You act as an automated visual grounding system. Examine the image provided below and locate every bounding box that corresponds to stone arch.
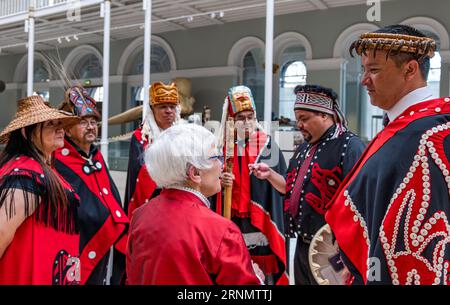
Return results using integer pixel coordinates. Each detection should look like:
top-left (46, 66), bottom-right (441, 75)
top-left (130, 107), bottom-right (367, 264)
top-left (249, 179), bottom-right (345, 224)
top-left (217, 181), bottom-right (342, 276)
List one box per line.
top-left (117, 35), bottom-right (177, 75)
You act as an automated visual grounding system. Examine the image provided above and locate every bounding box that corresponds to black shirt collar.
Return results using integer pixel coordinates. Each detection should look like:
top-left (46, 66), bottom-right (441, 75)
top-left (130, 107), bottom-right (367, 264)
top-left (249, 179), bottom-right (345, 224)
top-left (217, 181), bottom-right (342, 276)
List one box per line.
top-left (65, 137), bottom-right (98, 159)
top-left (308, 124), bottom-right (337, 146)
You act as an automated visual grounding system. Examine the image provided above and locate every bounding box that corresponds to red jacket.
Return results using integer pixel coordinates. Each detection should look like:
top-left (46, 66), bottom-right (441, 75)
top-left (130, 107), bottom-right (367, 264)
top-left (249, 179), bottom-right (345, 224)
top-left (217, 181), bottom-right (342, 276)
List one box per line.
top-left (126, 188), bottom-right (260, 285)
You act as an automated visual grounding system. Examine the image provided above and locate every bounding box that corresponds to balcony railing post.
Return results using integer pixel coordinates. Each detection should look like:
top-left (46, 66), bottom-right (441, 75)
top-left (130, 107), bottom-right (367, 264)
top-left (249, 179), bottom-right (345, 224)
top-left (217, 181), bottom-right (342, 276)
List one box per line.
top-left (26, 1), bottom-right (35, 96)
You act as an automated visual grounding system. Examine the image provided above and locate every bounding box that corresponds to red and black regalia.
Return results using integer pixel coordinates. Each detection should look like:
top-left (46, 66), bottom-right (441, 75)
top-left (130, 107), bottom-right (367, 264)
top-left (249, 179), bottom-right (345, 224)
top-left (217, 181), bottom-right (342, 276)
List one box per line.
top-left (215, 85), bottom-right (288, 285)
top-left (286, 85), bottom-right (365, 285)
top-left (326, 97), bottom-right (450, 285)
top-left (127, 188), bottom-right (261, 285)
top-left (124, 82), bottom-right (181, 218)
top-left (55, 86), bottom-right (128, 284)
top-left (0, 156), bottom-right (80, 285)
top-left (285, 125), bottom-right (365, 284)
top-left (326, 28), bottom-right (450, 285)
top-left (123, 126), bottom-right (157, 218)
top-left (55, 138), bottom-right (128, 285)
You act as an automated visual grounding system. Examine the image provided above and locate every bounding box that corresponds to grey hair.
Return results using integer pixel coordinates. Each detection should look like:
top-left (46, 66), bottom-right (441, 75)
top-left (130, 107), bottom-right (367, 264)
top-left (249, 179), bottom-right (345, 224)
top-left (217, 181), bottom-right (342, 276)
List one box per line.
top-left (144, 124), bottom-right (219, 187)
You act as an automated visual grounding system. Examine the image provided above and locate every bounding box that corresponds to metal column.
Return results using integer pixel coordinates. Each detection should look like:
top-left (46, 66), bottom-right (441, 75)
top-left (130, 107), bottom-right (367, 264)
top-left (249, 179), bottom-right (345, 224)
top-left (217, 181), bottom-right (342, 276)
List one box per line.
top-left (100, 0), bottom-right (114, 285)
top-left (100, 0), bottom-right (111, 164)
top-left (142, 0), bottom-right (152, 120)
top-left (264, 0), bottom-right (274, 133)
top-left (26, 2), bottom-right (36, 97)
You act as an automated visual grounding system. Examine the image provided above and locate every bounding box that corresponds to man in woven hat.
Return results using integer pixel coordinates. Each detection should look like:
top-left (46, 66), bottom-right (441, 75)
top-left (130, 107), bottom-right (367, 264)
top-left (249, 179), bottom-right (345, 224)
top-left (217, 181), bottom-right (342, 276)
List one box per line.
top-left (0, 96), bottom-right (81, 284)
top-left (217, 85), bottom-right (288, 284)
top-left (124, 81), bottom-right (181, 218)
top-left (325, 24), bottom-right (450, 285)
top-left (250, 84), bottom-right (365, 284)
top-left (54, 86), bottom-right (128, 285)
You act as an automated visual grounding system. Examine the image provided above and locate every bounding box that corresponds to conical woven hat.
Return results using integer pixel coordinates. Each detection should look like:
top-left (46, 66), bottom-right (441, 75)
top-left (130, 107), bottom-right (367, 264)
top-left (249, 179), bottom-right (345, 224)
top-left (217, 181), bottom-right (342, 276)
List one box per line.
top-left (0, 95), bottom-right (80, 143)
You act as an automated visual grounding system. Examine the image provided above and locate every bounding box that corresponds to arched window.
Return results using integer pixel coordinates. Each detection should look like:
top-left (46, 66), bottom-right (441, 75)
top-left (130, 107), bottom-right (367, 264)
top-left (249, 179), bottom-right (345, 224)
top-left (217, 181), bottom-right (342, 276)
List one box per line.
top-left (417, 30), bottom-right (441, 98)
top-left (128, 43), bottom-right (173, 124)
top-left (67, 52), bottom-right (104, 112)
top-left (242, 48), bottom-right (264, 120)
top-left (279, 59), bottom-right (307, 120)
top-left (87, 86), bottom-right (103, 102)
top-left (32, 59), bottom-right (51, 100)
top-left (129, 44), bottom-right (171, 76)
top-left (345, 53), bottom-right (383, 142)
top-left (73, 54), bottom-right (102, 79)
top-left (34, 59), bottom-right (50, 83)
top-left (428, 51), bottom-right (441, 97)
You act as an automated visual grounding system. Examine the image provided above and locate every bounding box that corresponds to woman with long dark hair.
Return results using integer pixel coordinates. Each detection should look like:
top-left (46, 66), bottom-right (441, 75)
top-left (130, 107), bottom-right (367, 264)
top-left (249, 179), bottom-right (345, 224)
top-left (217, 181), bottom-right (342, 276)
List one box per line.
top-left (0, 96), bottom-right (81, 284)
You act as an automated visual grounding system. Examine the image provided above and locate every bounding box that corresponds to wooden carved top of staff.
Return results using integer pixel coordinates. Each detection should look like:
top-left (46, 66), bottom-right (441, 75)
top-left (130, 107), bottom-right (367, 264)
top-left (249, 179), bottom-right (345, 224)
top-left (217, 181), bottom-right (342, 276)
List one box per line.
top-left (223, 117), bottom-right (235, 220)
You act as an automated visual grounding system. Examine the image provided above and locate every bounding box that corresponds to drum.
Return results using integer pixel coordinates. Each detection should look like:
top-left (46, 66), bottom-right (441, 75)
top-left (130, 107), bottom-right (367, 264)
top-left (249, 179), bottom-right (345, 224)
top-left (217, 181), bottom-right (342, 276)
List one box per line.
top-left (308, 224), bottom-right (345, 285)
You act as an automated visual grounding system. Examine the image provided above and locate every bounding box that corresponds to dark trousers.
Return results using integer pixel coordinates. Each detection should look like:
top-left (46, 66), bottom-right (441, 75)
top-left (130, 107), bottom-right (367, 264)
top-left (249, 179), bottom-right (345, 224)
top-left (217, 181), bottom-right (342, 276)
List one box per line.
top-left (293, 238), bottom-right (318, 285)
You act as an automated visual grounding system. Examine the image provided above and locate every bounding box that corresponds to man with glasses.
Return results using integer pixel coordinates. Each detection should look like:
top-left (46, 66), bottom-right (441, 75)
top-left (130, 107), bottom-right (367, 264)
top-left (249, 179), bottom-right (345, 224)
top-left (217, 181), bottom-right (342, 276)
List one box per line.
top-left (55, 86), bottom-right (128, 285)
top-left (217, 85), bottom-right (288, 284)
top-left (251, 84), bottom-right (365, 284)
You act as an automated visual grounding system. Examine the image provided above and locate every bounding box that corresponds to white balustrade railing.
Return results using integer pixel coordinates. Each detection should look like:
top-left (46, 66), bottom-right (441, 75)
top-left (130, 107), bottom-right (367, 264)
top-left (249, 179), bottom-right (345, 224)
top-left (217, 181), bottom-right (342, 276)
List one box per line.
top-left (0, 0), bottom-right (69, 17)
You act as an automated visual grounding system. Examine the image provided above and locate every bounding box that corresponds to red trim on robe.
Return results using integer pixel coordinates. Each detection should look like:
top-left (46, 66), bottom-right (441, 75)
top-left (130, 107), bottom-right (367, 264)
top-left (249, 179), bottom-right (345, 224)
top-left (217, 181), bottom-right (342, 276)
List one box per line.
top-left (250, 200), bottom-right (289, 285)
top-left (127, 128), bottom-right (158, 218)
top-left (219, 131), bottom-right (287, 284)
top-left (326, 97), bottom-right (450, 284)
top-left (55, 140), bottom-right (128, 284)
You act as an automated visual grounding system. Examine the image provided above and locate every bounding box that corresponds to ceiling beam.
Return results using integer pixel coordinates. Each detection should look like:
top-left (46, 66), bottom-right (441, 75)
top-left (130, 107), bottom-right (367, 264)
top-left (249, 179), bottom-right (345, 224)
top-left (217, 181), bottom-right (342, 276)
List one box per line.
top-left (36, 17), bottom-right (109, 41)
top-left (307, 0), bottom-right (328, 10)
top-left (179, 5), bottom-right (224, 25)
top-left (153, 14), bottom-right (188, 31)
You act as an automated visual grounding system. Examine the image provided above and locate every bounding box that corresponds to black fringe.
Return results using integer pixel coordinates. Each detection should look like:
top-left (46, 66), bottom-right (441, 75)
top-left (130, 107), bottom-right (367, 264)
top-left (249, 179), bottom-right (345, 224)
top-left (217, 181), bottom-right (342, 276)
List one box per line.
top-left (0, 171), bottom-right (79, 235)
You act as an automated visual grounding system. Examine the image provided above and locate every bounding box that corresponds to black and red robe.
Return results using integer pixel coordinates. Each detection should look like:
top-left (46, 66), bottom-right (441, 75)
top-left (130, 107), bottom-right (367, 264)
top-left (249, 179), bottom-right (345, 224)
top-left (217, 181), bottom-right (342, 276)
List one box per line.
top-left (215, 130), bottom-right (288, 284)
top-left (55, 138), bottom-right (128, 285)
top-left (0, 156), bottom-right (80, 284)
top-left (326, 97), bottom-right (450, 285)
top-left (124, 127), bottom-right (158, 218)
top-left (284, 125), bottom-right (365, 240)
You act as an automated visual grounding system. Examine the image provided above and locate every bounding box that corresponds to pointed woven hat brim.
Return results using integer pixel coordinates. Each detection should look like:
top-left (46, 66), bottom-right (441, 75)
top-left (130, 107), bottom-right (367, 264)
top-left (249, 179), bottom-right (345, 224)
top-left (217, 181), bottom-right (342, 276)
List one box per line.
top-left (0, 96), bottom-right (80, 144)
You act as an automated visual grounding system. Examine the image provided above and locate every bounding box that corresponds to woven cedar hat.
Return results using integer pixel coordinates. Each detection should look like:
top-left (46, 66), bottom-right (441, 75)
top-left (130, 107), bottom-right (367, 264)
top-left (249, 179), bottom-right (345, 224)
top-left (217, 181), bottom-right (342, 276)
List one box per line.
top-left (149, 82), bottom-right (180, 106)
top-left (59, 86), bottom-right (101, 119)
top-left (350, 31), bottom-right (436, 62)
top-left (0, 95), bottom-right (80, 144)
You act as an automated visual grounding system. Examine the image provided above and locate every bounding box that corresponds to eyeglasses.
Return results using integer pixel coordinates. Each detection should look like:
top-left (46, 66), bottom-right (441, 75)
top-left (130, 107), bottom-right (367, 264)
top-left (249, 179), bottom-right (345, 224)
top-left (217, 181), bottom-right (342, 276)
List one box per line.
top-left (209, 155), bottom-right (224, 164)
top-left (79, 119), bottom-right (98, 128)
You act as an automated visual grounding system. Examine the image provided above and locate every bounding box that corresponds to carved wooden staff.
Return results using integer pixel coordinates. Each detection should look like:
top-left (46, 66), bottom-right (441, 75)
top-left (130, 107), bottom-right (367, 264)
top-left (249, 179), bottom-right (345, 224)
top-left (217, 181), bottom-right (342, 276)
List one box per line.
top-left (223, 117), bottom-right (235, 219)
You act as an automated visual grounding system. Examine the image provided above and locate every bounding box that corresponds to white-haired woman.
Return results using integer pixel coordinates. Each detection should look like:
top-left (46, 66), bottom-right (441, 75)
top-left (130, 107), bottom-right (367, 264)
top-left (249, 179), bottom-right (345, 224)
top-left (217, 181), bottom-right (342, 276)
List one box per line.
top-left (126, 124), bottom-right (261, 285)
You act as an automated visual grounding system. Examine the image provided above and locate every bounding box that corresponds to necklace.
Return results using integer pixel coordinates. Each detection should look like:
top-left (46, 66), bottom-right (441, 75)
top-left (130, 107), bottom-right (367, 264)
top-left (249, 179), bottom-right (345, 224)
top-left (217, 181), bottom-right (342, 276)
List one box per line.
top-left (169, 185), bottom-right (211, 208)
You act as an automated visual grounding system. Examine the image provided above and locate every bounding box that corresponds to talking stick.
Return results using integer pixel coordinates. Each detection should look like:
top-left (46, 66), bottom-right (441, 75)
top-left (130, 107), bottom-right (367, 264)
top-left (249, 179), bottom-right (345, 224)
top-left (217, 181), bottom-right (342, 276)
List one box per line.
top-left (223, 117), bottom-right (235, 219)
